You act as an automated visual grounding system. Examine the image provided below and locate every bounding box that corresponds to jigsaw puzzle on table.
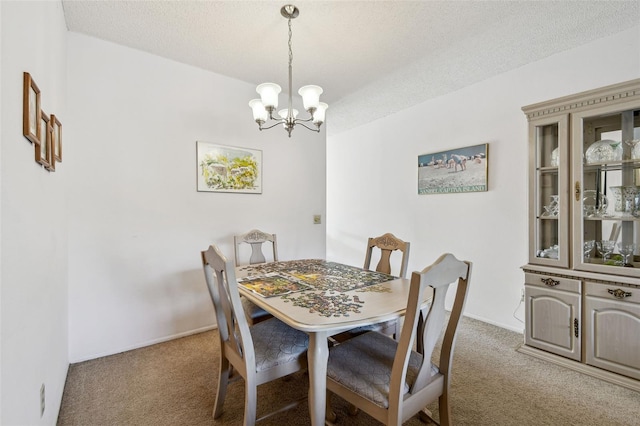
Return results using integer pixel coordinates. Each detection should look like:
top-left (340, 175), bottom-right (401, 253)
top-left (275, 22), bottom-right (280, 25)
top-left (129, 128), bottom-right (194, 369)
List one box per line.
top-left (281, 292), bottom-right (364, 318)
top-left (237, 273), bottom-right (311, 298)
top-left (238, 259), bottom-right (395, 292)
top-left (238, 259), bottom-right (396, 317)
top-left (356, 284), bottom-right (393, 293)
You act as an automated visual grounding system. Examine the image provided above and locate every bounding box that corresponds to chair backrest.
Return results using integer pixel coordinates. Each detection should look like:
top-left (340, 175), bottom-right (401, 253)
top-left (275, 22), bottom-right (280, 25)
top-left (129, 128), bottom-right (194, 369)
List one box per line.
top-left (202, 245), bottom-right (255, 369)
top-left (390, 253), bottom-right (471, 410)
top-left (234, 229), bottom-right (278, 266)
top-left (363, 233), bottom-right (410, 278)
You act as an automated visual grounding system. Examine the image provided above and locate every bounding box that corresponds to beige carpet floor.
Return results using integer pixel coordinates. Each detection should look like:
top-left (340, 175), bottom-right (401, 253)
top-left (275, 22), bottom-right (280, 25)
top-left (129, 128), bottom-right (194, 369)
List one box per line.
top-left (57, 317), bottom-right (639, 425)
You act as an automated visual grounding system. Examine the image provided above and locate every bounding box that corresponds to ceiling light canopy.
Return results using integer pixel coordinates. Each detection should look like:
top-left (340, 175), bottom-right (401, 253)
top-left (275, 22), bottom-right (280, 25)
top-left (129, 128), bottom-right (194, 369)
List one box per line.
top-left (249, 4), bottom-right (328, 138)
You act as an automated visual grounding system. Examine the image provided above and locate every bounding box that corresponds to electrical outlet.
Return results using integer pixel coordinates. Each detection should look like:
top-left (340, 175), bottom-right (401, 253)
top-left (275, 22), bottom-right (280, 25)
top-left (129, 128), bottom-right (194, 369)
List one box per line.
top-left (520, 289), bottom-right (525, 302)
top-left (313, 214), bottom-right (321, 225)
top-left (40, 383), bottom-right (45, 417)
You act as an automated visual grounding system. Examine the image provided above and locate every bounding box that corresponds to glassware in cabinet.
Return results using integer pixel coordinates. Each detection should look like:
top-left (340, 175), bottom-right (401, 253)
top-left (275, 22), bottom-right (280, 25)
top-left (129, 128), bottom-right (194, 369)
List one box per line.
top-left (528, 115), bottom-right (570, 267)
top-left (573, 104), bottom-right (640, 276)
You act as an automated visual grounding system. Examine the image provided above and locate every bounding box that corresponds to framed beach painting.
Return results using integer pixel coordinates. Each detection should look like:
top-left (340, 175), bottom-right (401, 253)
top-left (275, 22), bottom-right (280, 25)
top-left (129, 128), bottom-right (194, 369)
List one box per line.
top-left (418, 143), bottom-right (488, 194)
top-left (196, 142), bottom-right (262, 193)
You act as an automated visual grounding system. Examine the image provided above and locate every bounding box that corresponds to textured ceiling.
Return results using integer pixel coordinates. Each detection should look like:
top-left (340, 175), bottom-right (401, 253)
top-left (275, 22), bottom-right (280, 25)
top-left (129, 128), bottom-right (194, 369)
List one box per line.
top-left (61, 1), bottom-right (640, 135)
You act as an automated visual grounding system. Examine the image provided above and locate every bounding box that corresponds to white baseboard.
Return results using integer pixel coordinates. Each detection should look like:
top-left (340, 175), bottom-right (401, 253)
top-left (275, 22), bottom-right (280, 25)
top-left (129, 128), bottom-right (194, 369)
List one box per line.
top-left (462, 312), bottom-right (525, 334)
top-left (71, 313), bottom-right (522, 364)
top-left (70, 324), bottom-right (218, 364)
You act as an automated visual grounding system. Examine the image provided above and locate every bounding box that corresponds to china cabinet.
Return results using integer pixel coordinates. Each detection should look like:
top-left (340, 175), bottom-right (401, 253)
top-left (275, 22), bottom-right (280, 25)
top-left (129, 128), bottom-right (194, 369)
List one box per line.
top-left (521, 79), bottom-right (640, 392)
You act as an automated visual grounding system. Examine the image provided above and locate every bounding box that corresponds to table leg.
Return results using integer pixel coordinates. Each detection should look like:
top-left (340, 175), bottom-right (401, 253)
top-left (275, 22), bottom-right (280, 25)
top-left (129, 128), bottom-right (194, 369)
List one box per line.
top-left (308, 331), bottom-right (329, 426)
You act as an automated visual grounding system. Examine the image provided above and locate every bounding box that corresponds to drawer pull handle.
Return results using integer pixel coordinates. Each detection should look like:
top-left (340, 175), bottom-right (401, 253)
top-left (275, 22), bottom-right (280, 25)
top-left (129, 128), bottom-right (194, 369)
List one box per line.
top-left (541, 278), bottom-right (559, 287)
top-left (607, 288), bottom-right (632, 299)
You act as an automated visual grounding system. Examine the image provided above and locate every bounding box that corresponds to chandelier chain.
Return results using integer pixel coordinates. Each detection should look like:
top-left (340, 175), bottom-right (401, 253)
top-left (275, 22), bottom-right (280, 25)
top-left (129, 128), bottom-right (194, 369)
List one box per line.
top-left (287, 16), bottom-right (294, 117)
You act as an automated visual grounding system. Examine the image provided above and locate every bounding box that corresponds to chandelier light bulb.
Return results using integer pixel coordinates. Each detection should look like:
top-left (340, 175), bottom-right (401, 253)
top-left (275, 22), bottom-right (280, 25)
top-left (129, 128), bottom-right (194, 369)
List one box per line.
top-left (298, 85), bottom-right (323, 112)
top-left (249, 99), bottom-right (268, 123)
top-left (278, 108), bottom-right (299, 119)
top-left (313, 102), bottom-right (328, 125)
top-left (256, 83), bottom-right (281, 110)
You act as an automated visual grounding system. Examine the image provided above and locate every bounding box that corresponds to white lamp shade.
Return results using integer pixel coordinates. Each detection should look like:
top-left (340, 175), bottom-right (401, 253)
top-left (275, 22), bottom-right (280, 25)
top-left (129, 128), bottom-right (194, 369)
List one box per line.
top-left (298, 85), bottom-right (323, 111)
top-left (256, 83), bottom-right (281, 109)
top-left (278, 108), bottom-right (299, 119)
top-left (249, 99), bottom-right (268, 123)
top-left (313, 102), bottom-right (328, 125)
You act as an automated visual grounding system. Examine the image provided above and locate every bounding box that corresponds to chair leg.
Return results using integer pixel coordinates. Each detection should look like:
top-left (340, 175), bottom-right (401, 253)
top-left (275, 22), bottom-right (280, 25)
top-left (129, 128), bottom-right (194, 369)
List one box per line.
top-left (325, 391), bottom-right (337, 423)
top-left (244, 376), bottom-right (257, 426)
top-left (418, 408), bottom-right (437, 425)
top-left (438, 392), bottom-right (451, 426)
top-left (213, 357), bottom-right (230, 419)
top-left (393, 318), bottom-right (402, 341)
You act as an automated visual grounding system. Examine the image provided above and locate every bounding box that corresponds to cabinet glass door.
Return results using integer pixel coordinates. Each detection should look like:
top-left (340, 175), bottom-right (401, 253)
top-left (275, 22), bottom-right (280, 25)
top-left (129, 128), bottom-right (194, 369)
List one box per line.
top-left (529, 115), bottom-right (569, 267)
top-left (574, 103), bottom-right (640, 277)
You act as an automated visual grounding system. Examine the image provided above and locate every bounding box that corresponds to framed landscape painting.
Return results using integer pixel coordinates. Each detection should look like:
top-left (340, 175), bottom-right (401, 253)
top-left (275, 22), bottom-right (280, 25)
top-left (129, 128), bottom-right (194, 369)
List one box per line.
top-left (36, 110), bottom-right (53, 171)
top-left (23, 72), bottom-right (41, 145)
top-left (418, 143), bottom-right (488, 194)
top-left (51, 114), bottom-right (62, 162)
top-left (196, 142), bottom-right (262, 193)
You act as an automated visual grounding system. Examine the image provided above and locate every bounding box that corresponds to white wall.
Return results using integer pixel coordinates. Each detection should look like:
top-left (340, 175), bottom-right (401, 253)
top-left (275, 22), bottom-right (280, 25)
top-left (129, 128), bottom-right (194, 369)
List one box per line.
top-left (66, 33), bottom-right (326, 362)
top-left (1, 1), bottom-right (68, 424)
top-left (326, 26), bottom-right (640, 332)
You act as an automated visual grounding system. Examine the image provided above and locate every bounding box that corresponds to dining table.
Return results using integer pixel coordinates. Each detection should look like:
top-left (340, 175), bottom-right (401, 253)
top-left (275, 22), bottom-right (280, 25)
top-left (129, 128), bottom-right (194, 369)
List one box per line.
top-left (235, 259), bottom-right (433, 426)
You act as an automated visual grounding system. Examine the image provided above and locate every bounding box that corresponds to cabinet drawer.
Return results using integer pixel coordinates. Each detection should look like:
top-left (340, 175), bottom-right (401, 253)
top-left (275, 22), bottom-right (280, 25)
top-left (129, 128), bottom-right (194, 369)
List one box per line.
top-left (525, 273), bottom-right (581, 293)
top-left (585, 281), bottom-right (640, 304)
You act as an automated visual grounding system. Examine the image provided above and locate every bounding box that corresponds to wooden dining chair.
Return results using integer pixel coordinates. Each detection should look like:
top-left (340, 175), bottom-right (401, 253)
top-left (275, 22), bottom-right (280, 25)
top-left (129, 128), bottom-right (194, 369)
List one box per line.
top-left (201, 244), bottom-right (309, 425)
top-left (364, 232), bottom-right (410, 279)
top-left (334, 233), bottom-right (410, 342)
top-left (326, 253), bottom-right (472, 426)
top-left (234, 229), bottom-right (278, 325)
top-left (234, 229), bottom-right (278, 266)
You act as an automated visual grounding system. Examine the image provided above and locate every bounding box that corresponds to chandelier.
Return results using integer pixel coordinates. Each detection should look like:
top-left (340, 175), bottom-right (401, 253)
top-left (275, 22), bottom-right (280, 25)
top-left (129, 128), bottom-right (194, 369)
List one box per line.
top-left (249, 4), bottom-right (328, 138)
